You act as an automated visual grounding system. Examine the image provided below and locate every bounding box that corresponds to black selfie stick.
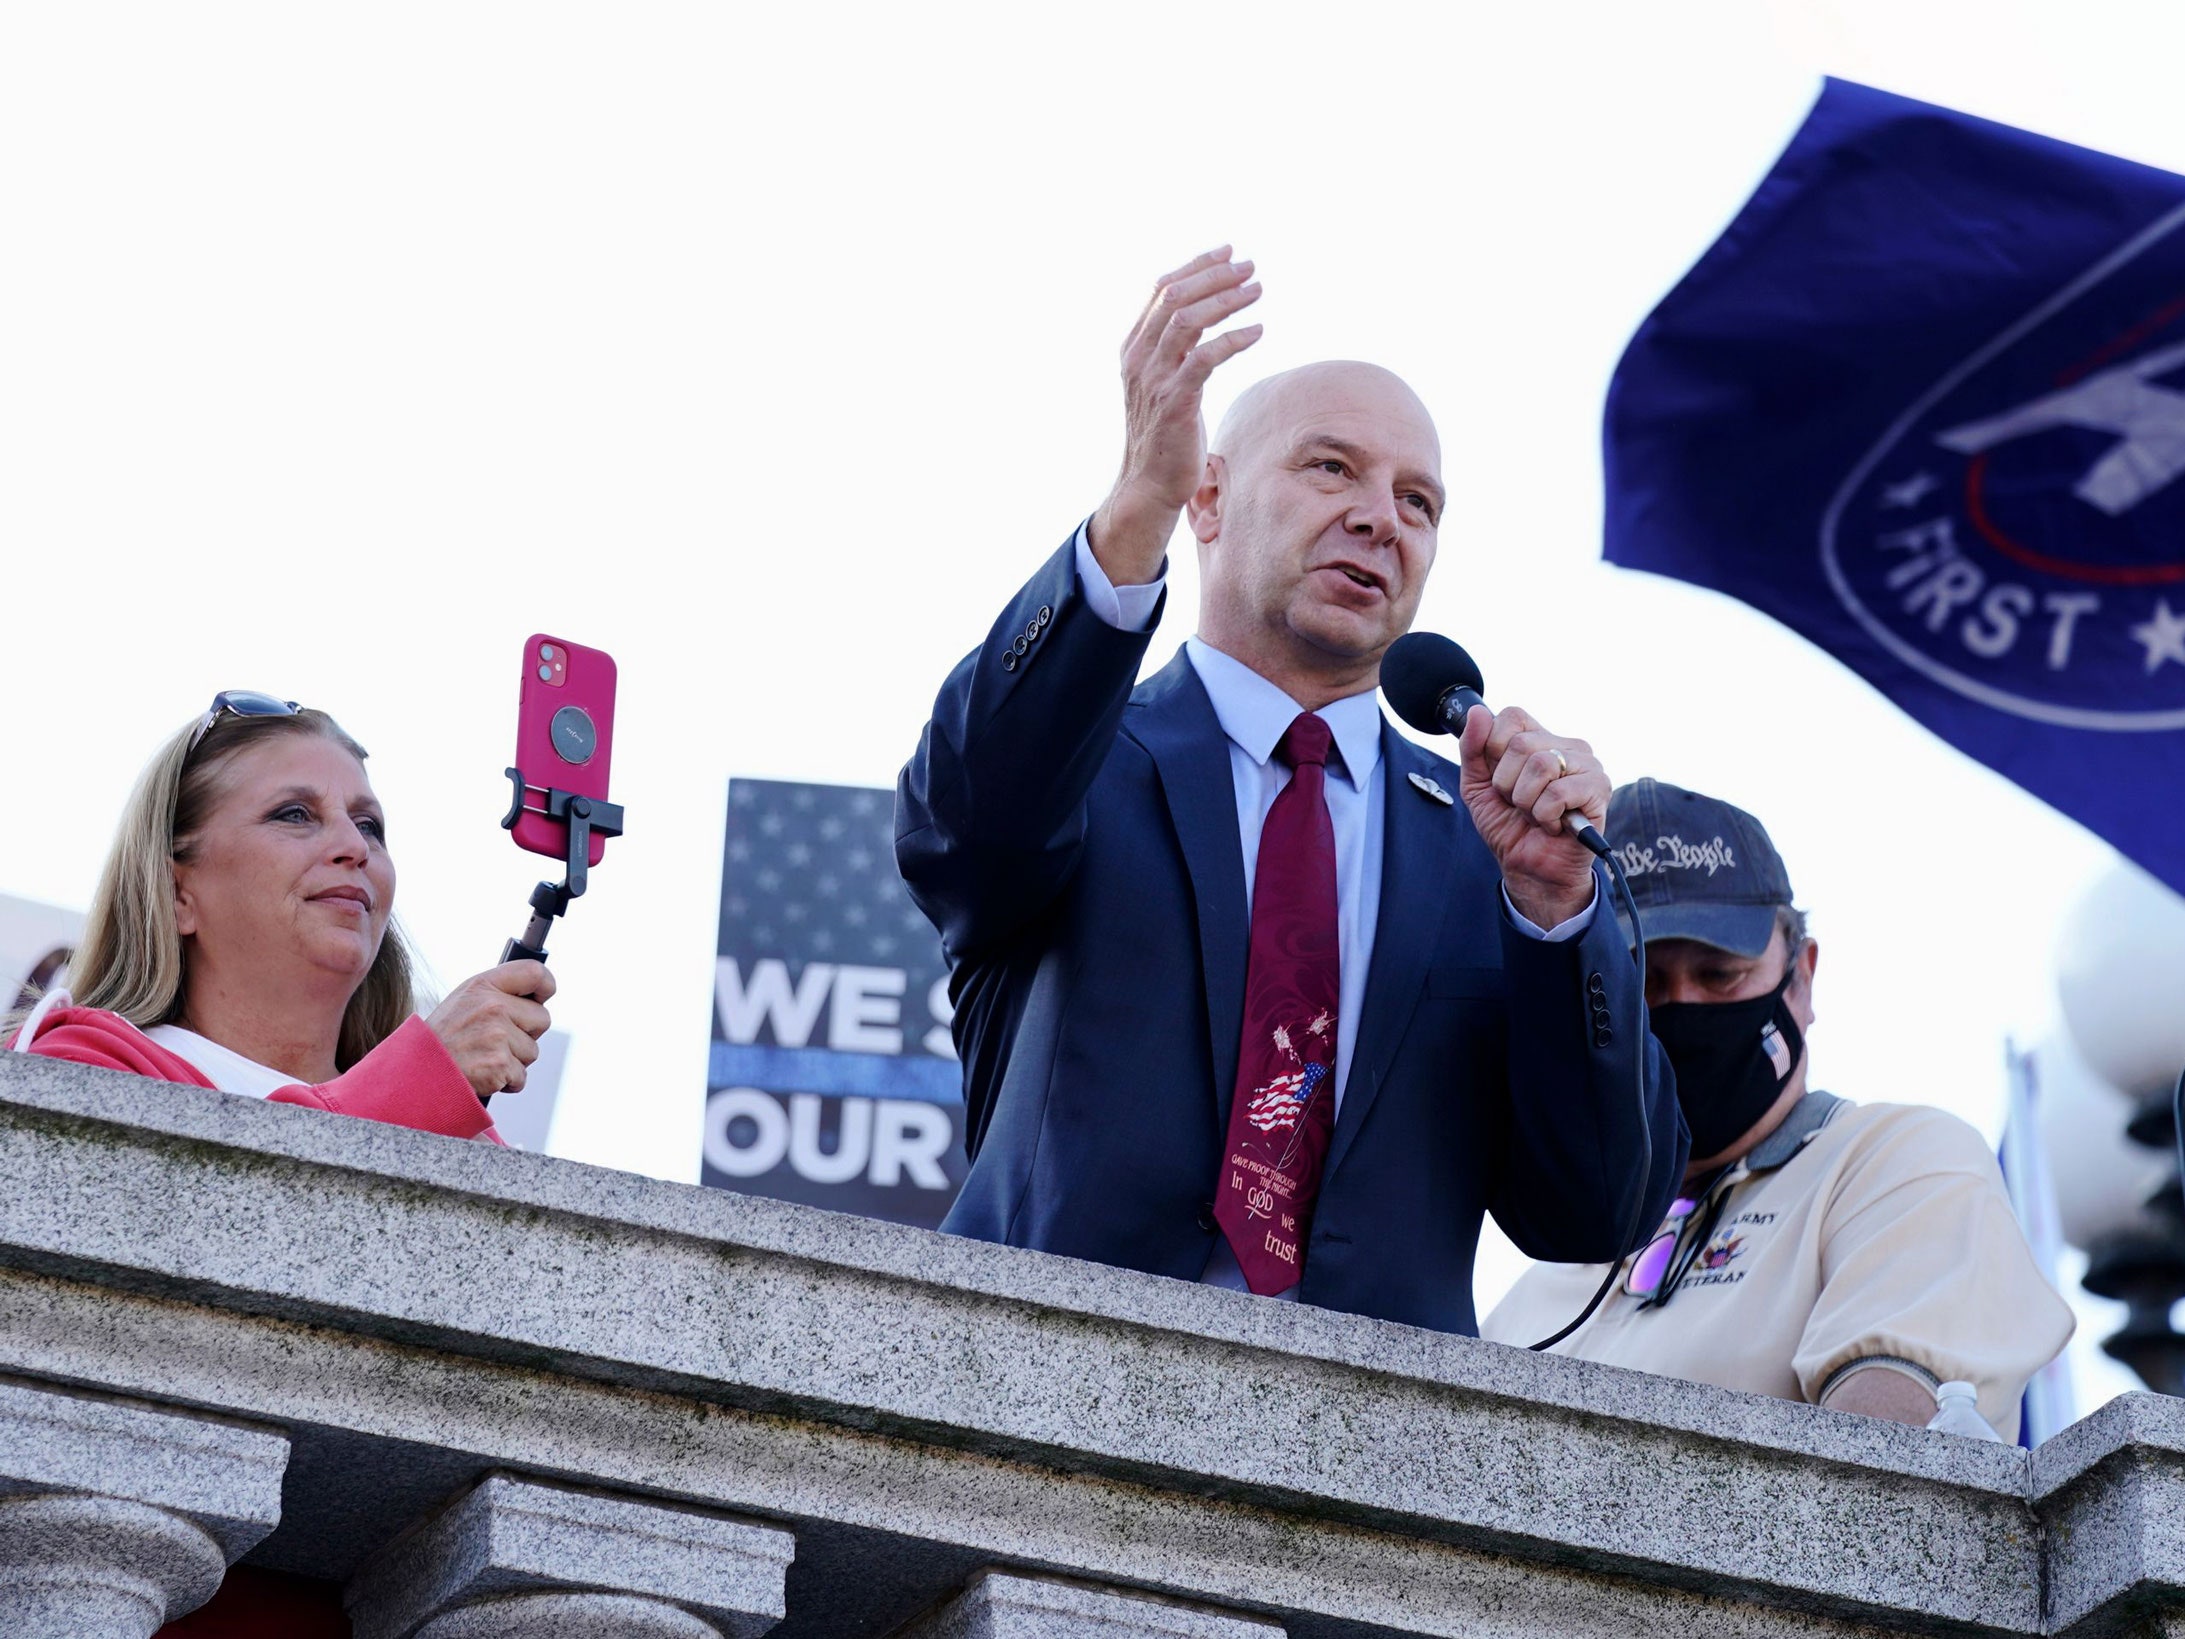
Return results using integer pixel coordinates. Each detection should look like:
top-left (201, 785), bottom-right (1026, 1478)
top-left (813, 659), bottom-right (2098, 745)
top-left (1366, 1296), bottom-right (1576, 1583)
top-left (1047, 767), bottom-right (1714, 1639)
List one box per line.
top-left (498, 768), bottom-right (626, 964)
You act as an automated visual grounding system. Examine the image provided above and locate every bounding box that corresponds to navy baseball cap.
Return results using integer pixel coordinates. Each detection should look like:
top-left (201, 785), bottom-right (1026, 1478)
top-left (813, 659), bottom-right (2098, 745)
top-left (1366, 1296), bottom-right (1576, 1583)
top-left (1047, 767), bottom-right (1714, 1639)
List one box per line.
top-left (1604, 778), bottom-right (1795, 956)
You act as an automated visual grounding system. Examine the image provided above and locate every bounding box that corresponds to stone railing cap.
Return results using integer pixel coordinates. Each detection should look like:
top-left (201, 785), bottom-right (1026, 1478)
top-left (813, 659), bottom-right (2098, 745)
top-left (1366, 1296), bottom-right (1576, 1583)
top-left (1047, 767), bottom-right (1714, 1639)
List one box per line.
top-left (0, 1053), bottom-right (2030, 1499)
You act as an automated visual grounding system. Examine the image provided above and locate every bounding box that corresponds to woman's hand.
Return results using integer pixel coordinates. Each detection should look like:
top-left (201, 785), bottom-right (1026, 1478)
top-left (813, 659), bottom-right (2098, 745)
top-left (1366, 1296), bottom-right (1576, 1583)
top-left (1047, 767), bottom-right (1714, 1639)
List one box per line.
top-left (426, 960), bottom-right (555, 1097)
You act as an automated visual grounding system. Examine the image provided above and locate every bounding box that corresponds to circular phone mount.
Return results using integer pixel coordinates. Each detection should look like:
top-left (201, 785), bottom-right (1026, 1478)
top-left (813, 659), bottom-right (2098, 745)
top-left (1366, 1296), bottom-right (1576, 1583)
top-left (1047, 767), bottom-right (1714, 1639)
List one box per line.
top-left (550, 705), bottom-right (597, 764)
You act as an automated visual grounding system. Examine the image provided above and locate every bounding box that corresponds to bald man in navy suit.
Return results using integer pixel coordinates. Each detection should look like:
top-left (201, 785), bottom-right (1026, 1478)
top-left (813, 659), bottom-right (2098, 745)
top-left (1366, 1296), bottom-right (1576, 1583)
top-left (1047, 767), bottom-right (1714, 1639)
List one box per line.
top-left (897, 249), bottom-right (1685, 1335)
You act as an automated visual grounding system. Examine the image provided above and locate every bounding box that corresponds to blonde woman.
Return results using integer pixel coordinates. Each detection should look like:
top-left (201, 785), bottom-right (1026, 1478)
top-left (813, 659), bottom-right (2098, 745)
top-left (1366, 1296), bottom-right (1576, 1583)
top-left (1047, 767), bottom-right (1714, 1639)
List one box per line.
top-left (8, 692), bottom-right (551, 1140)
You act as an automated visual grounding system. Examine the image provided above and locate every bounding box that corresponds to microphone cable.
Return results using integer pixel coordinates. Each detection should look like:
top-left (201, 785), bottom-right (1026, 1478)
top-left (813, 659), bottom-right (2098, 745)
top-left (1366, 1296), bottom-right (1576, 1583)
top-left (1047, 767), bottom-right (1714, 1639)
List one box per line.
top-left (1528, 843), bottom-right (1656, 1351)
top-left (1374, 630), bottom-right (1666, 1352)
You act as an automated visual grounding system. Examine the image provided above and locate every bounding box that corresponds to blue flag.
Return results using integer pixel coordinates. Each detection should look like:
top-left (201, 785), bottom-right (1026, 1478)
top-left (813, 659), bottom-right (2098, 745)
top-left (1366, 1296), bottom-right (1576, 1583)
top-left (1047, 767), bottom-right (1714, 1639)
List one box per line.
top-left (1604, 79), bottom-right (2185, 893)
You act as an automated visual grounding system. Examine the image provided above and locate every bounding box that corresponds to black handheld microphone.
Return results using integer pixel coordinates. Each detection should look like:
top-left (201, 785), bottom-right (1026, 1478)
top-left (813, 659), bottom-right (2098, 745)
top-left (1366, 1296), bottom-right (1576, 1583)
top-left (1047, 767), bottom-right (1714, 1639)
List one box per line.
top-left (1379, 632), bottom-right (1611, 859)
top-left (1383, 629), bottom-right (1655, 1350)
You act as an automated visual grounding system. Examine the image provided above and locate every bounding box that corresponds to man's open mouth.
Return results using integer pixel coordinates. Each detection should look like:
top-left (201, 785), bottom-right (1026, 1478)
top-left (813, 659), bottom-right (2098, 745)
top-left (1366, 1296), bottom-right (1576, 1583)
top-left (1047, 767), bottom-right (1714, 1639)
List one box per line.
top-left (1323, 564), bottom-right (1383, 593)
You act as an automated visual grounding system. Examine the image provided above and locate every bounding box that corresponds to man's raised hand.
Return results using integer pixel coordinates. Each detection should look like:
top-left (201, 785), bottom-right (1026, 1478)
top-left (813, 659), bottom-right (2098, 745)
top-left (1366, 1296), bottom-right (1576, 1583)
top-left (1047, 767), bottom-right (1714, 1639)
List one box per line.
top-left (1456, 705), bottom-right (1609, 931)
top-left (1090, 247), bottom-right (1263, 586)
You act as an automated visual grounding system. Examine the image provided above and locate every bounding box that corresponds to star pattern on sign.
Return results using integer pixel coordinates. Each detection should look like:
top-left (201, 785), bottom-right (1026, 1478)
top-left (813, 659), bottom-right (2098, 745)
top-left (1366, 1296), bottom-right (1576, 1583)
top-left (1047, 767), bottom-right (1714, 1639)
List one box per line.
top-left (716, 778), bottom-right (950, 1020)
top-left (2131, 599), bottom-right (2185, 673)
top-left (1881, 471), bottom-right (1940, 508)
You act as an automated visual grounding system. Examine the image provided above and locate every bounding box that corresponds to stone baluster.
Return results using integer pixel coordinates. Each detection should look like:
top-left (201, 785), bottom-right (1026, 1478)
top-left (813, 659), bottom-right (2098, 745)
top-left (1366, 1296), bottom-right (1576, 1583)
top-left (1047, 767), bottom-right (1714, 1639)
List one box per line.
top-left (0, 1374), bottom-right (287, 1638)
top-left (894, 1571), bottom-right (1285, 1639)
top-left (345, 1473), bottom-right (796, 1639)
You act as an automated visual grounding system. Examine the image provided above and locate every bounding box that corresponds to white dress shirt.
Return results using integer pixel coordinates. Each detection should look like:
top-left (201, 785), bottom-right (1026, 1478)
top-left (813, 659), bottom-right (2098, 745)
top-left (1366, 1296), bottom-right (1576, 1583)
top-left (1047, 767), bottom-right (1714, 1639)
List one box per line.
top-left (1072, 523), bottom-right (1592, 1296)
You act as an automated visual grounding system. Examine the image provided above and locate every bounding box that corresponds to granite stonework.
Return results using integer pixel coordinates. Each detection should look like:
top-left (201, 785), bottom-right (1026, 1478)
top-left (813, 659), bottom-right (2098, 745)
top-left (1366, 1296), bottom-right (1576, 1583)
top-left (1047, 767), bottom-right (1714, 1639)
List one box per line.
top-left (0, 1372), bottom-right (288, 1636)
top-left (2032, 1391), bottom-right (2185, 1637)
top-left (0, 1493), bottom-right (228, 1638)
top-left (346, 1473), bottom-right (793, 1639)
top-left (0, 1374), bottom-right (287, 1557)
top-left (0, 1052), bottom-right (2167, 1636)
top-left (413, 1591), bottom-right (726, 1637)
top-left (892, 1570), bottom-right (1287, 1638)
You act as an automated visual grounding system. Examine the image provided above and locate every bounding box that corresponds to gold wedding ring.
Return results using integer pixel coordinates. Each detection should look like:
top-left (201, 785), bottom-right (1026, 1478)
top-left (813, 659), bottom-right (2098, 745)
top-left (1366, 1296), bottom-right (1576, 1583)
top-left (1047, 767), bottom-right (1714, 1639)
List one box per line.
top-left (1552, 748), bottom-right (1569, 778)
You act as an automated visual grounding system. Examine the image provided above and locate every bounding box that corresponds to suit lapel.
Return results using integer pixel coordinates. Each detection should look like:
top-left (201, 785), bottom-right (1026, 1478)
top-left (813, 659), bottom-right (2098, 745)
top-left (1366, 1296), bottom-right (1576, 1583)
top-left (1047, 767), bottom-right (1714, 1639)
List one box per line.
top-left (1125, 653), bottom-right (1250, 1120)
top-left (1326, 724), bottom-right (1463, 1177)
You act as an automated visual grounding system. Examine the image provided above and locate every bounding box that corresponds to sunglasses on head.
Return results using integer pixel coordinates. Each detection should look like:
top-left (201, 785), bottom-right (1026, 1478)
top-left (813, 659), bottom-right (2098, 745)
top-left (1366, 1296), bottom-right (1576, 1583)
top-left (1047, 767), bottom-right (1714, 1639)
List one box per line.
top-left (188, 690), bottom-right (302, 753)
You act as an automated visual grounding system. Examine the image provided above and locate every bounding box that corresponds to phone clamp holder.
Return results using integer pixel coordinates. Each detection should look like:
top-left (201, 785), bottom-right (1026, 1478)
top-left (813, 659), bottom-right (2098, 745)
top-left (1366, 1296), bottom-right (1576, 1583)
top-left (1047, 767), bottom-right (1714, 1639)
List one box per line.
top-left (500, 768), bottom-right (625, 964)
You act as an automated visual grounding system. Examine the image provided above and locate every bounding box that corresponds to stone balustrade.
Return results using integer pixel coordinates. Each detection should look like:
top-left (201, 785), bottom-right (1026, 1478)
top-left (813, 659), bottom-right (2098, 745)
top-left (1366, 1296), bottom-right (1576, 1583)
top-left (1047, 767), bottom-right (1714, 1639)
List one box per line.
top-left (0, 1049), bottom-right (2173, 1637)
top-left (0, 1376), bottom-right (286, 1636)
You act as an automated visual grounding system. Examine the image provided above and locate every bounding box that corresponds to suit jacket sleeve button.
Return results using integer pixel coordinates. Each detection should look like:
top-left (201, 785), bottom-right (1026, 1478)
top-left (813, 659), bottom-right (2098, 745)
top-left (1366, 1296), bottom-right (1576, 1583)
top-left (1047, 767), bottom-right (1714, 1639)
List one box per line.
top-left (1012, 635), bottom-right (1030, 656)
top-left (1037, 605), bottom-right (1053, 625)
top-left (1587, 972), bottom-right (1606, 996)
top-left (1001, 651), bottom-right (1018, 672)
top-left (1196, 1202), bottom-right (1218, 1233)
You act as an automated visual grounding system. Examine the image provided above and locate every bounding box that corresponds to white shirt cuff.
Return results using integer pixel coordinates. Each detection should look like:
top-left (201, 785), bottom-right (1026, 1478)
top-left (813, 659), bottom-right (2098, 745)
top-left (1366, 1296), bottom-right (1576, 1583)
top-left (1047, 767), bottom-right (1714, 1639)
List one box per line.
top-left (1074, 518), bottom-right (1165, 633)
top-left (1502, 878), bottom-right (1598, 942)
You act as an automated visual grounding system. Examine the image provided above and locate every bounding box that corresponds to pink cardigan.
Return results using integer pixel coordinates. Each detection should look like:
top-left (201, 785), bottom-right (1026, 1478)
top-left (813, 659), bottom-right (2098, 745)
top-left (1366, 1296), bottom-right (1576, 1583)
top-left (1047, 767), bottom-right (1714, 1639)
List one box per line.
top-left (13, 1007), bottom-right (502, 1144)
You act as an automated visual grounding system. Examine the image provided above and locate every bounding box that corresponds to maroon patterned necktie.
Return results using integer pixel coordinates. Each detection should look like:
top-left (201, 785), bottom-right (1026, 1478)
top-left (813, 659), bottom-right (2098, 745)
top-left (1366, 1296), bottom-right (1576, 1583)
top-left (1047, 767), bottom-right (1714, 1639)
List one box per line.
top-left (1215, 711), bottom-right (1341, 1295)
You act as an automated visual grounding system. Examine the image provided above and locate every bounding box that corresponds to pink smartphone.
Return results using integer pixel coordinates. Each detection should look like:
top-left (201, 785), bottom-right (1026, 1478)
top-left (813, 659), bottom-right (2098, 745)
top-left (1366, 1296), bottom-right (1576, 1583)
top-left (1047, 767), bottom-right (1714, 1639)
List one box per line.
top-left (511, 634), bottom-right (618, 866)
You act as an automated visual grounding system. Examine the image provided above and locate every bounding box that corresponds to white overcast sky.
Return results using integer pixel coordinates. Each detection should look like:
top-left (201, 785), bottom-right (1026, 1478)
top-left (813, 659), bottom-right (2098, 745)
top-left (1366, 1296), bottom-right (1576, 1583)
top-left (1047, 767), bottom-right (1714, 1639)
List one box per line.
top-left (2, 0), bottom-right (2175, 1418)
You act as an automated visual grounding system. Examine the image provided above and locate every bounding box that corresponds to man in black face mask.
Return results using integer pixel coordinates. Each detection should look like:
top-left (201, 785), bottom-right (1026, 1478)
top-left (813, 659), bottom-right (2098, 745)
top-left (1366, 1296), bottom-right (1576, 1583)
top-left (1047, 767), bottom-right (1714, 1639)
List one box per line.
top-left (1482, 780), bottom-right (2072, 1438)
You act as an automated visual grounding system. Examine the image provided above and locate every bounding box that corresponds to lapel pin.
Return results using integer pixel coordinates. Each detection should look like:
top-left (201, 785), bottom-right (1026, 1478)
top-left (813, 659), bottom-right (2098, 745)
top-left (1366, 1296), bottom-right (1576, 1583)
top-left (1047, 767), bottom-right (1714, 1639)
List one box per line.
top-left (1408, 771), bottom-right (1454, 806)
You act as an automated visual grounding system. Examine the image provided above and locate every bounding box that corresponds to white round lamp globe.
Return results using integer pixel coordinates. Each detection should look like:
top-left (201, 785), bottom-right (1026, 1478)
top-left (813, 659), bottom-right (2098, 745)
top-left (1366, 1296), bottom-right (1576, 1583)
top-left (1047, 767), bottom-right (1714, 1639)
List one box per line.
top-left (2036, 1028), bottom-right (2174, 1251)
top-left (2055, 861), bottom-right (2185, 1102)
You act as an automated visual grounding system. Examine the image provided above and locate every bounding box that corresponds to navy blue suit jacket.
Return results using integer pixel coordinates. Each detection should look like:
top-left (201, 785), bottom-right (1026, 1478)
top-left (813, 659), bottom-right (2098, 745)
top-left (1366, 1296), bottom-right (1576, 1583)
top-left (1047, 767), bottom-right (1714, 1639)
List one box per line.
top-left (897, 536), bottom-right (1686, 1335)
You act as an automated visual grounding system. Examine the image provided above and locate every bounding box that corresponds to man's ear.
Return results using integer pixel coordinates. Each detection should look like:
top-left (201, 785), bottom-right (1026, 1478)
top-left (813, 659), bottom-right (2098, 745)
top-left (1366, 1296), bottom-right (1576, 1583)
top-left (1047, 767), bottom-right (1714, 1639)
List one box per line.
top-left (1791, 937), bottom-right (1819, 1029)
top-left (1187, 454), bottom-right (1226, 545)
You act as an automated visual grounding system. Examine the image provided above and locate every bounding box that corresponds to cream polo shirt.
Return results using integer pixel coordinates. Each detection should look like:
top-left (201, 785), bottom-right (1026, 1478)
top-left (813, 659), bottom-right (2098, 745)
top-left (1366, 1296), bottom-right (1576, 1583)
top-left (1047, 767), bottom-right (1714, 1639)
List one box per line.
top-left (1479, 1093), bottom-right (2074, 1439)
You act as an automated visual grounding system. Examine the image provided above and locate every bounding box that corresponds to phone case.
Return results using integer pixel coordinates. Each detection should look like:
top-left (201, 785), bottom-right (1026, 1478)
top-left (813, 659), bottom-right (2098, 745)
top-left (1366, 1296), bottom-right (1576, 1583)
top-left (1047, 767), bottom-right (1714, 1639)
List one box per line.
top-left (511, 633), bottom-right (618, 865)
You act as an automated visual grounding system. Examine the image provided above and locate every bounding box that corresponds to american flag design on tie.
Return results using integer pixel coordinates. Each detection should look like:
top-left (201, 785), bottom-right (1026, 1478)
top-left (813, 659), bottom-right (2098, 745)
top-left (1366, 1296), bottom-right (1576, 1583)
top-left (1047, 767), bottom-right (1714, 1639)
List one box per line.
top-left (1244, 1059), bottom-right (1327, 1135)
